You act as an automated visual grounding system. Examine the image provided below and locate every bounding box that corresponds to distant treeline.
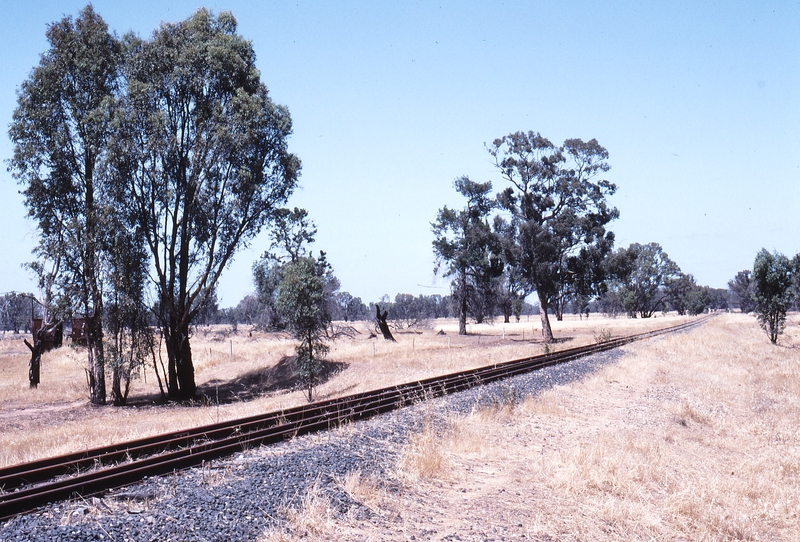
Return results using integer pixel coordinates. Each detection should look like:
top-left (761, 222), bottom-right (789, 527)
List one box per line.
top-left (0, 293), bottom-right (39, 334)
top-left (194, 291), bottom-right (539, 330)
top-left (194, 283), bottom-right (734, 331)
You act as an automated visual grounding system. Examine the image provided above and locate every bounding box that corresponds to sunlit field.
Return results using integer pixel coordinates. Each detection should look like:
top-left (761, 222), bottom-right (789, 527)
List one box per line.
top-left (265, 313), bottom-right (800, 541)
top-left (0, 313), bottom-right (686, 467)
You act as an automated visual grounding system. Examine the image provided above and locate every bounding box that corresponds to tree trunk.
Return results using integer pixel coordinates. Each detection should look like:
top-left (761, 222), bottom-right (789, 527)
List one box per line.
top-left (176, 328), bottom-right (196, 400)
top-left (151, 337), bottom-right (166, 400)
top-left (165, 319), bottom-right (196, 401)
top-left (554, 297), bottom-right (564, 321)
top-left (538, 293), bottom-right (554, 343)
top-left (111, 336), bottom-right (131, 406)
top-left (458, 290), bottom-right (468, 336)
top-left (112, 364), bottom-right (124, 406)
top-left (86, 316), bottom-right (106, 405)
top-left (84, 163), bottom-right (107, 406)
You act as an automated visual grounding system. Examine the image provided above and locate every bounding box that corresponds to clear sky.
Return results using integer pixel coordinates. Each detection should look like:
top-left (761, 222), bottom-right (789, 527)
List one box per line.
top-left (1, 1), bottom-right (798, 306)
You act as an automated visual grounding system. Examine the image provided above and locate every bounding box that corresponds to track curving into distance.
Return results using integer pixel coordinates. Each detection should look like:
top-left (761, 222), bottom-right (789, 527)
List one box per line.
top-left (0, 315), bottom-right (713, 520)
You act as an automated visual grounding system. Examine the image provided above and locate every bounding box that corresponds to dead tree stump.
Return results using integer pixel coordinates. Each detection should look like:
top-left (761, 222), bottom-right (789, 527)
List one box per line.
top-left (375, 305), bottom-right (396, 342)
top-left (23, 320), bottom-right (62, 388)
top-left (24, 336), bottom-right (42, 388)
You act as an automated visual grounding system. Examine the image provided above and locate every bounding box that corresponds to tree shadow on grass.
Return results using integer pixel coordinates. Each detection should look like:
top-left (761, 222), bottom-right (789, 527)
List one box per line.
top-left (197, 357), bottom-right (348, 405)
top-left (128, 357), bottom-right (347, 406)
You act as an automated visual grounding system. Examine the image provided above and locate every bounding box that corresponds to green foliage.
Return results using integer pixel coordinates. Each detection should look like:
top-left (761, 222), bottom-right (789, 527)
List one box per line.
top-left (666, 273), bottom-right (711, 316)
top-left (604, 242), bottom-right (681, 318)
top-left (10, 5), bottom-right (299, 403)
top-left (269, 208), bottom-right (318, 262)
top-left (251, 207), bottom-right (341, 332)
top-left (511, 297), bottom-right (523, 322)
top-left (0, 293), bottom-right (37, 334)
top-left (8, 5), bottom-right (123, 404)
top-left (685, 286), bottom-right (712, 316)
top-left (331, 291), bottom-right (369, 322)
top-left (432, 176), bottom-right (502, 335)
top-left (252, 258), bottom-right (286, 329)
top-left (365, 294), bottom-right (451, 329)
top-left (103, 216), bottom-right (153, 405)
top-left (728, 270), bottom-right (755, 313)
top-left (489, 131), bottom-right (618, 341)
top-left (752, 249), bottom-right (793, 344)
top-left (111, 9), bottom-right (300, 400)
top-left (275, 254), bottom-right (334, 401)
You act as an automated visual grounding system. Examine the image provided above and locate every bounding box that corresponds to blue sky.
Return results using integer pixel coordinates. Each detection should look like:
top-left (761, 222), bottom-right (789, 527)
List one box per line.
top-left (1, 1), bottom-right (798, 306)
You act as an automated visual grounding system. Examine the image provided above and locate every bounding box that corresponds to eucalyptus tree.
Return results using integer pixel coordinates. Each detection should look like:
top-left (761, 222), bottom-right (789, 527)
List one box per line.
top-left (432, 176), bottom-right (502, 335)
top-left (275, 253), bottom-right (335, 402)
top-left (752, 249), bottom-right (793, 344)
top-left (489, 132), bottom-right (618, 341)
top-left (332, 292), bottom-right (368, 322)
top-left (605, 242), bottom-right (681, 318)
top-left (666, 273), bottom-right (698, 316)
top-left (0, 293), bottom-right (35, 334)
top-left (113, 9), bottom-right (300, 400)
top-left (8, 6), bottom-right (122, 404)
top-left (728, 270), bottom-right (755, 313)
top-left (666, 273), bottom-right (714, 316)
top-left (252, 207), bottom-right (318, 330)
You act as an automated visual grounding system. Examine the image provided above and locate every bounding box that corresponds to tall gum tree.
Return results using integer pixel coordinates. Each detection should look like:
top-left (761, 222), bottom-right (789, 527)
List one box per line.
top-left (605, 242), bottom-right (681, 318)
top-left (432, 176), bottom-right (501, 335)
top-left (489, 132), bottom-right (618, 342)
top-left (113, 9), bottom-right (300, 400)
top-left (8, 6), bottom-right (122, 404)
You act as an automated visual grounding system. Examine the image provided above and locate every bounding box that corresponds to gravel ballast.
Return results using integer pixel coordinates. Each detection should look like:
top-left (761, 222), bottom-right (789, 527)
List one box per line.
top-left (0, 348), bottom-right (624, 542)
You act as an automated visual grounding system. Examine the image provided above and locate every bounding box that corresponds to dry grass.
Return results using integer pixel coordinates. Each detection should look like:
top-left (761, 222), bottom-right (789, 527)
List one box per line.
top-left (339, 470), bottom-right (383, 510)
top-left (0, 314), bottom-right (682, 467)
top-left (259, 478), bottom-right (336, 542)
top-left (397, 417), bottom-right (448, 481)
top-left (270, 313), bottom-right (800, 541)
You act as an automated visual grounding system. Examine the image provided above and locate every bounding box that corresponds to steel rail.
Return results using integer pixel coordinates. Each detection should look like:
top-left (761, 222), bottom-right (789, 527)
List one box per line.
top-left (0, 315), bottom-right (712, 520)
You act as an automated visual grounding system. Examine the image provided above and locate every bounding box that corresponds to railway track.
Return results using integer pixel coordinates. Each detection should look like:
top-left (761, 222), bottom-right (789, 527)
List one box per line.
top-left (0, 315), bottom-right (712, 521)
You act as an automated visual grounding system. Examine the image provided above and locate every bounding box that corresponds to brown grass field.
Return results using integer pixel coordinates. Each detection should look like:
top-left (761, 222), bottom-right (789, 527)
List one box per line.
top-left (3, 313), bottom-right (799, 540)
top-left (260, 313), bottom-right (800, 541)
